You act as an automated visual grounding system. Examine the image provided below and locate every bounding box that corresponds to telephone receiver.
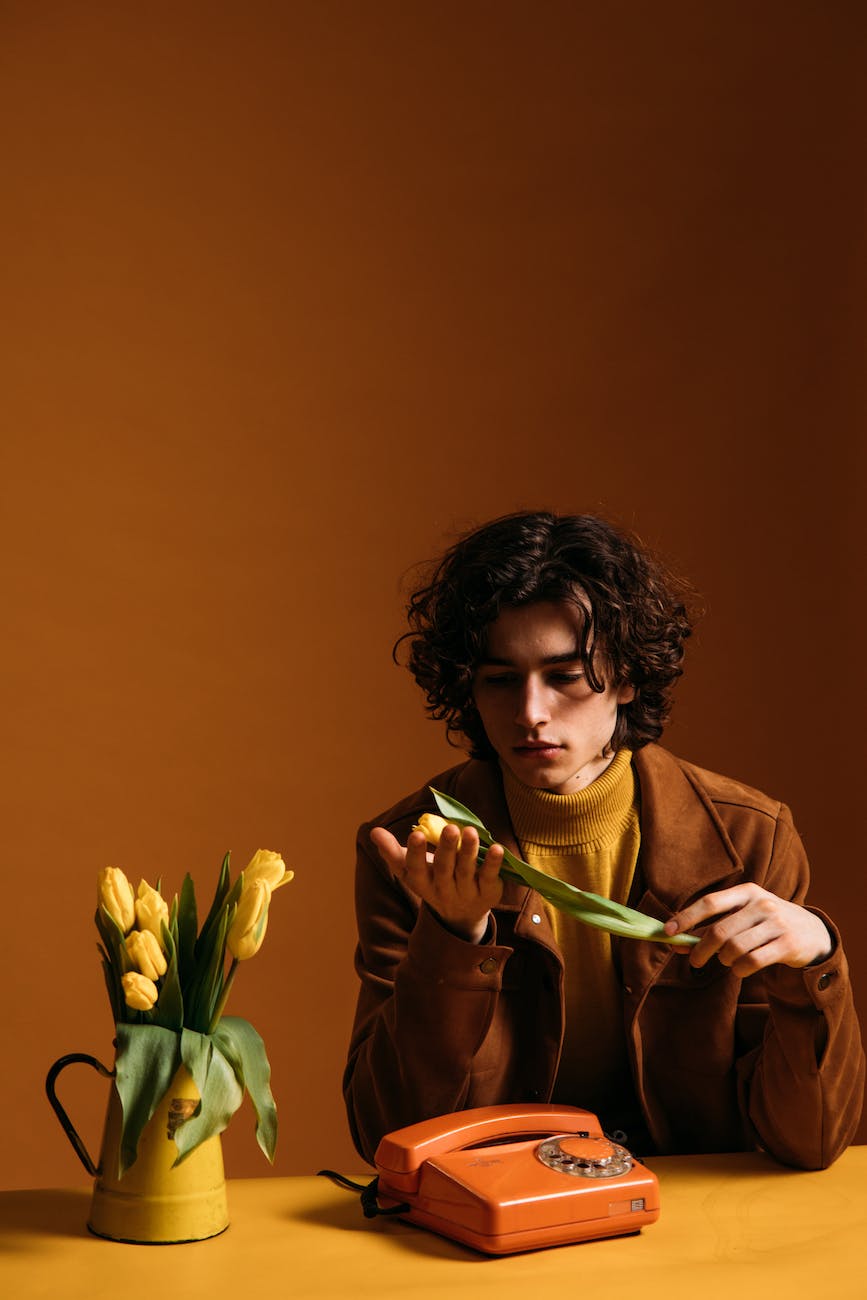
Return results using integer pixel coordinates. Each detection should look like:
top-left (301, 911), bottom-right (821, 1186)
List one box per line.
top-left (373, 1103), bottom-right (660, 1255)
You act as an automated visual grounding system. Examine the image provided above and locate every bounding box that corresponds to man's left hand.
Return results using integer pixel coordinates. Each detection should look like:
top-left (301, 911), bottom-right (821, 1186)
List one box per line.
top-left (664, 884), bottom-right (833, 976)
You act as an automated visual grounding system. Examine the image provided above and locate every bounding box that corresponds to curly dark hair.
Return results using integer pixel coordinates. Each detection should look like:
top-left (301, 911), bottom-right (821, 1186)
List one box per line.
top-left (398, 511), bottom-right (695, 758)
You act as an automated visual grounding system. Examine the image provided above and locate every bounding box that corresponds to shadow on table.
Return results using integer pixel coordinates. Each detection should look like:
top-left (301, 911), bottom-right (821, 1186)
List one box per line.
top-left (0, 1189), bottom-right (91, 1250)
top-left (286, 1182), bottom-right (487, 1262)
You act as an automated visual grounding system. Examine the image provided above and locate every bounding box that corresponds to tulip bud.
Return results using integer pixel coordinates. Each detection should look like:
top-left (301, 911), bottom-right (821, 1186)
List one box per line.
top-left (226, 878), bottom-right (271, 961)
top-left (243, 849), bottom-right (294, 890)
top-left (413, 813), bottom-right (460, 848)
top-left (126, 928), bottom-right (168, 982)
top-left (122, 971), bottom-right (159, 1011)
top-left (134, 880), bottom-right (169, 949)
top-left (97, 866), bottom-right (136, 933)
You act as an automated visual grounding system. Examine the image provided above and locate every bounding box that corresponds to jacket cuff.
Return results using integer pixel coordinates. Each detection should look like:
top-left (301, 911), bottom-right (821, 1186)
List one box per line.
top-left (405, 903), bottom-right (514, 987)
top-left (762, 909), bottom-right (850, 1011)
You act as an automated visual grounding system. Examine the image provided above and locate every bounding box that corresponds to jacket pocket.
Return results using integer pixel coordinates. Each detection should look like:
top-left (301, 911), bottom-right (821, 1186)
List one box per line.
top-left (637, 960), bottom-right (740, 1076)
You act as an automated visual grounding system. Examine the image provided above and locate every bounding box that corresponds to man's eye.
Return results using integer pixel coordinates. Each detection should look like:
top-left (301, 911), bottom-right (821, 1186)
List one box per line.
top-left (549, 672), bottom-right (585, 685)
top-left (482, 674), bottom-right (518, 686)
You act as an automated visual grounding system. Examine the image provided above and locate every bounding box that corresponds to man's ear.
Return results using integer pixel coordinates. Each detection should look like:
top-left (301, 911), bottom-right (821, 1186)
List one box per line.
top-left (616, 682), bottom-right (636, 705)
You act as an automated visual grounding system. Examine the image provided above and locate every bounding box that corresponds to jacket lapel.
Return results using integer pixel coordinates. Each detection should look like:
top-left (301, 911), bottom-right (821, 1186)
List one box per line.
top-left (452, 759), bottom-right (518, 852)
top-left (631, 745), bottom-right (745, 916)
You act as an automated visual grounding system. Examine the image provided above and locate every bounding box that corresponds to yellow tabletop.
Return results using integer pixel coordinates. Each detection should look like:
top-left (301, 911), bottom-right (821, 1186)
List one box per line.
top-left (2, 1149), bottom-right (864, 1300)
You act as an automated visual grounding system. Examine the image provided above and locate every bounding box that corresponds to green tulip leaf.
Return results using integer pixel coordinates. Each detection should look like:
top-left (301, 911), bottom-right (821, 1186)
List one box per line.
top-left (151, 922), bottom-right (184, 1031)
top-left (176, 873), bottom-right (198, 989)
top-left (179, 1027), bottom-right (212, 1104)
top-left (213, 1017), bottom-right (278, 1163)
top-left (97, 942), bottom-right (122, 1023)
top-left (499, 853), bottom-right (625, 917)
top-left (187, 905), bottom-right (230, 1034)
top-left (114, 1023), bottom-right (182, 1175)
top-left (172, 1034), bottom-right (243, 1165)
top-left (195, 851), bottom-right (232, 961)
top-left (430, 788), bottom-right (494, 843)
top-left (499, 854), bottom-right (696, 943)
top-left (96, 905), bottom-right (131, 974)
top-left (207, 956), bottom-right (238, 1034)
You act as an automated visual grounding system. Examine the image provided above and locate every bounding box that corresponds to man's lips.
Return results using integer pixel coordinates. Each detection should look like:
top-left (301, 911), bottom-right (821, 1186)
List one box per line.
top-left (513, 741), bottom-right (563, 753)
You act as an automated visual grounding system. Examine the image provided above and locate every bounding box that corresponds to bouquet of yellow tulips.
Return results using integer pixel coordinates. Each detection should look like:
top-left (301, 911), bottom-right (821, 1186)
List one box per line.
top-left (95, 850), bottom-right (293, 1174)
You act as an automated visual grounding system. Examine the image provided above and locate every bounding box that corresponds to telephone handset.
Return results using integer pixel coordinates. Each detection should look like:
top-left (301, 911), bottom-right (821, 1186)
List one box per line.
top-left (375, 1103), bottom-right (605, 1194)
top-left (374, 1103), bottom-right (659, 1255)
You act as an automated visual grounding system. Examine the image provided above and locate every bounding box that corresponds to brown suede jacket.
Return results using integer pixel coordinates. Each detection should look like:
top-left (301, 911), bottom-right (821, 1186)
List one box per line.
top-left (344, 745), bottom-right (864, 1169)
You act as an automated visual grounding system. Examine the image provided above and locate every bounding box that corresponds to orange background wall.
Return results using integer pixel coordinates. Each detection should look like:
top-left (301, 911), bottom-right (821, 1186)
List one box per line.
top-left (1, 2), bottom-right (864, 1190)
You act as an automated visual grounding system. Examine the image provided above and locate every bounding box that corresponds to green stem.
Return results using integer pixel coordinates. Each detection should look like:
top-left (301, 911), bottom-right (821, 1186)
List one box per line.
top-left (208, 958), bottom-right (239, 1033)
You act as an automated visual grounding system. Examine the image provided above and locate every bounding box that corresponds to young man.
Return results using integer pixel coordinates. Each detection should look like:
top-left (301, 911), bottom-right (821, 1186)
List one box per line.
top-left (344, 512), bottom-right (864, 1169)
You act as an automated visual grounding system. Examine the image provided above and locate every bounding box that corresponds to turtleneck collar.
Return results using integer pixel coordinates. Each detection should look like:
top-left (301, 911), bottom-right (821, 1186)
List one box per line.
top-left (502, 747), bottom-right (636, 851)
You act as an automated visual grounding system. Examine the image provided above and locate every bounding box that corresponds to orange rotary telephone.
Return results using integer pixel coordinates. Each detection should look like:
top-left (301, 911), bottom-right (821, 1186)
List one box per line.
top-left (372, 1103), bottom-right (660, 1254)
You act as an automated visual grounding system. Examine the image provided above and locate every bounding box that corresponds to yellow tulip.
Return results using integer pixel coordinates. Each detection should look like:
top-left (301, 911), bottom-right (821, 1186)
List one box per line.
top-left (97, 866), bottom-right (136, 933)
top-left (134, 880), bottom-right (169, 949)
top-left (227, 879), bottom-right (271, 961)
top-left (413, 813), bottom-right (461, 848)
top-left (243, 849), bottom-right (294, 890)
top-left (125, 928), bottom-right (168, 981)
top-left (121, 971), bottom-right (158, 1011)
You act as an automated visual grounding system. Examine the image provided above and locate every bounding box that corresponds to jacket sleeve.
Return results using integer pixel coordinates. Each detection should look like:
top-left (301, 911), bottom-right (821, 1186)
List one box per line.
top-left (736, 808), bottom-right (865, 1169)
top-left (342, 820), bottom-right (515, 1164)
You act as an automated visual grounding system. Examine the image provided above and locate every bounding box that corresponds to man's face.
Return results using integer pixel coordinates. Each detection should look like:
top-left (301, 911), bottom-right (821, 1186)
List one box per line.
top-left (472, 600), bottom-right (634, 795)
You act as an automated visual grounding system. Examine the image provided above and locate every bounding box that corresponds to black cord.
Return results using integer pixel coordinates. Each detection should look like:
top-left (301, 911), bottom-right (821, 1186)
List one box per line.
top-left (316, 1169), bottom-right (411, 1219)
top-left (317, 1169), bottom-right (369, 1194)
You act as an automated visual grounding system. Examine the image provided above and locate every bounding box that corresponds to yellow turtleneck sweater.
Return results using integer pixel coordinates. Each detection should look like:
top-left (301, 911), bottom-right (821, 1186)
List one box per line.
top-left (502, 748), bottom-right (640, 1114)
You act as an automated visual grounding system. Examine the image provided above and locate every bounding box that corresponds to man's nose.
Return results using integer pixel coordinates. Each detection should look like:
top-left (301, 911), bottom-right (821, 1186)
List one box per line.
top-left (513, 678), bottom-right (550, 729)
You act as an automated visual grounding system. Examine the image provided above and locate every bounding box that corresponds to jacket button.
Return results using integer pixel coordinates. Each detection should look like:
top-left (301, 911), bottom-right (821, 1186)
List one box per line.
top-left (479, 957), bottom-right (498, 974)
top-left (817, 971), bottom-right (836, 990)
top-left (531, 913), bottom-right (542, 924)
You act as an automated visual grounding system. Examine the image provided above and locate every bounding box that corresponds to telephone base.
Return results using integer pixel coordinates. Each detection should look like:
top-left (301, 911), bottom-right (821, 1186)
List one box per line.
top-left (374, 1105), bottom-right (660, 1256)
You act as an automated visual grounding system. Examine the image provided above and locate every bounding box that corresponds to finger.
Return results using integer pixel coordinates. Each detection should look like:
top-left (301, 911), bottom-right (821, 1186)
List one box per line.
top-left (370, 827), bottom-right (407, 874)
top-left (418, 826), bottom-right (460, 909)
top-left (477, 843), bottom-right (505, 907)
top-left (727, 935), bottom-right (798, 978)
top-left (452, 827), bottom-right (482, 892)
top-left (665, 885), bottom-right (756, 938)
top-left (478, 842), bottom-right (504, 884)
top-left (430, 823), bottom-right (463, 874)
top-left (426, 824), bottom-right (464, 900)
top-left (406, 828), bottom-right (434, 865)
top-left (399, 830), bottom-right (437, 889)
top-left (687, 901), bottom-right (777, 968)
top-left (715, 919), bottom-right (780, 970)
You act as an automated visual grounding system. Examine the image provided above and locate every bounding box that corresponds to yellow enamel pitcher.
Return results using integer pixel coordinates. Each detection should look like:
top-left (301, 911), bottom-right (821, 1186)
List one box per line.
top-left (46, 1052), bottom-right (229, 1243)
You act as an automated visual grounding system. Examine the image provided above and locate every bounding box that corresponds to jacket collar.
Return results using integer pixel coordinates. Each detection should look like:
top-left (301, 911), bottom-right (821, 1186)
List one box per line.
top-left (451, 744), bottom-right (745, 915)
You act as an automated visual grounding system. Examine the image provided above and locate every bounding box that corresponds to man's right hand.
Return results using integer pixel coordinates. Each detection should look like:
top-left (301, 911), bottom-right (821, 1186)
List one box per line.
top-left (370, 822), bottom-right (505, 944)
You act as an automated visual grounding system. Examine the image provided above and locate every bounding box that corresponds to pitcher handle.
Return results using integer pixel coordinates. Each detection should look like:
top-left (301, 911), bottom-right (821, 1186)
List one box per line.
top-left (45, 1053), bottom-right (115, 1176)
